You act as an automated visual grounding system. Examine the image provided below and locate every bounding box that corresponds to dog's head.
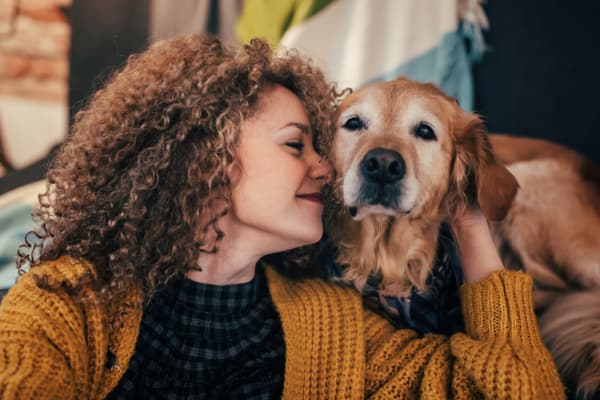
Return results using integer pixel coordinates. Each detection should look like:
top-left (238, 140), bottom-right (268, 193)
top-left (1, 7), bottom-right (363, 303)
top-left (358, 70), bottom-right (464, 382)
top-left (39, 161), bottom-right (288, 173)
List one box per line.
top-left (326, 77), bottom-right (518, 293)
top-left (331, 77), bottom-right (518, 223)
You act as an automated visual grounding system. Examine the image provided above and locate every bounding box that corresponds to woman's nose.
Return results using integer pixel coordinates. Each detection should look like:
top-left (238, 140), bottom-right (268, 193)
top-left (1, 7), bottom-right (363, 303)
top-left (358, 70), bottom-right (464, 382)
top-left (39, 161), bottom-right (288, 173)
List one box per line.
top-left (308, 153), bottom-right (331, 182)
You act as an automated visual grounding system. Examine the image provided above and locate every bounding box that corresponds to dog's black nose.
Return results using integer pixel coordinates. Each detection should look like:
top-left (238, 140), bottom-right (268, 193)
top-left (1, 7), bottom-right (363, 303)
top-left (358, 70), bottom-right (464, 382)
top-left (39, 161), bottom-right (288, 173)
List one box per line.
top-left (360, 148), bottom-right (406, 183)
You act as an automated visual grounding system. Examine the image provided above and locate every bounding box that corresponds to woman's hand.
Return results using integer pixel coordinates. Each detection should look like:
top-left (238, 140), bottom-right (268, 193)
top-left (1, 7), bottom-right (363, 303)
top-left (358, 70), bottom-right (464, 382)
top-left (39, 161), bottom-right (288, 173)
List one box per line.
top-left (450, 206), bottom-right (505, 283)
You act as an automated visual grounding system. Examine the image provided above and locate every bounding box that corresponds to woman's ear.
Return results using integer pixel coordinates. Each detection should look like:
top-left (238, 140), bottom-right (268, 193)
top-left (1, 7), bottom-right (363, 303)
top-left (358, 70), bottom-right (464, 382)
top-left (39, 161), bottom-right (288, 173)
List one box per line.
top-left (447, 113), bottom-right (519, 221)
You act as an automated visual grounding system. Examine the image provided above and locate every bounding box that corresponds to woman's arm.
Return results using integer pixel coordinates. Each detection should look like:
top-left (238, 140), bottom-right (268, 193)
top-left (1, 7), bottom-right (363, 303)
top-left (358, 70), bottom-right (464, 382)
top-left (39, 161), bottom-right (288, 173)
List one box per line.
top-left (449, 205), bottom-right (504, 283)
top-left (363, 217), bottom-right (566, 400)
top-left (364, 270), bottom-right (565, 398)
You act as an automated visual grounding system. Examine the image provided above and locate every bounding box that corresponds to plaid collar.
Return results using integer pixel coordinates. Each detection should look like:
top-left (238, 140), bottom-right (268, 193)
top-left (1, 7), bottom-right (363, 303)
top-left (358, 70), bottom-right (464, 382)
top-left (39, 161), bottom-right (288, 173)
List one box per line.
top-left (108, 266), bottom-right (285, 399)
top-left (167, 273), bottom-right (259, 314)
top-left (159, 272), bottom-right (264, 339)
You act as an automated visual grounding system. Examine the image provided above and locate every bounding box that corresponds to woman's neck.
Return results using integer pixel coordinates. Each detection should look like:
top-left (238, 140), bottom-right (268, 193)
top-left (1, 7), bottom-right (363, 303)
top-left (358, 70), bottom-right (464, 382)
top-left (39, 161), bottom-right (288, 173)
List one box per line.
top-left (187, 254), bottom-right (258, 285)
top-left (187, 229), bottom-right (262, 285)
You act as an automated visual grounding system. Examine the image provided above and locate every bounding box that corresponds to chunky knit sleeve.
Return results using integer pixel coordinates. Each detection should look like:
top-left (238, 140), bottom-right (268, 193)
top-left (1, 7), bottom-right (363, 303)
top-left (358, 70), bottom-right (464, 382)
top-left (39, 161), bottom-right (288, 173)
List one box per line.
top-left (364, 270), bottom-right (566, 399)
top-left (0, 259), bottom-right (107, 400)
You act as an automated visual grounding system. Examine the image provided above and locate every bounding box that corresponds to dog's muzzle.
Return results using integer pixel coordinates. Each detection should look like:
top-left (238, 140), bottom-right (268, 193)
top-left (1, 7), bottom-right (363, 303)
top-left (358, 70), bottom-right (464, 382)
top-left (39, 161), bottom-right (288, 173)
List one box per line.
top-left (357, 147), bottom-right (405, 209)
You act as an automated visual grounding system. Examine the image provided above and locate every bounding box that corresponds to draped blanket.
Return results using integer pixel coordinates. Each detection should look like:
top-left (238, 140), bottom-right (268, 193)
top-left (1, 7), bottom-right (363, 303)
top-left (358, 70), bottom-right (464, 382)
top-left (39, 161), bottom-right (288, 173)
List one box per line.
top-left (237, 0), bottom-right (488, 110)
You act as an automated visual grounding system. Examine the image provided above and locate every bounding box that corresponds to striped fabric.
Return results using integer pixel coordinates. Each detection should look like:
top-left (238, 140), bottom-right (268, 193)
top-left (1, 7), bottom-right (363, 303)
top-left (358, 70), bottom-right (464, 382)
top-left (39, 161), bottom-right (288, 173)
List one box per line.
top-left (237, 0), bottom-right (488, 110)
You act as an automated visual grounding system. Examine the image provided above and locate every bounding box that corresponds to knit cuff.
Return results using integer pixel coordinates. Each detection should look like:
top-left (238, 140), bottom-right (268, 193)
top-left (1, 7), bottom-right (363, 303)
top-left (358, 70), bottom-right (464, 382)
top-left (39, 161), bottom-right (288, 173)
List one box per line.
top-left (460, 269), bottom-right (541, 345)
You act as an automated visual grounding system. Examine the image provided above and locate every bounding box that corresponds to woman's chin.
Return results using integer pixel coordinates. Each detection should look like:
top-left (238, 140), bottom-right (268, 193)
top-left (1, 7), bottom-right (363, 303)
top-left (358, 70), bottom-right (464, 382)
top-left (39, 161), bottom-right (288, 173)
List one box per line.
top-left (275, 229), bottom-right (323, 252)
top-left (297, 228), bottom-right (324, 247)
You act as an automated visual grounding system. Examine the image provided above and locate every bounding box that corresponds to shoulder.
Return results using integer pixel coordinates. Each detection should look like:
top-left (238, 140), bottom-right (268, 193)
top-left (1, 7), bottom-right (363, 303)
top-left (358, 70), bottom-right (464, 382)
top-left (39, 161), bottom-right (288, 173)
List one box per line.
top-left (3, 255), bottom-right (143, 316)
top-left (25, 255), bottom-right (98, 288)
top-left (0, 256), bottom-right (99, 320)
top-left (4, 255), bottom-right (95, 297)
top-left (264, 264), bottom-right (361, 302)
top-left (0, 256), bottom-right (108, 373)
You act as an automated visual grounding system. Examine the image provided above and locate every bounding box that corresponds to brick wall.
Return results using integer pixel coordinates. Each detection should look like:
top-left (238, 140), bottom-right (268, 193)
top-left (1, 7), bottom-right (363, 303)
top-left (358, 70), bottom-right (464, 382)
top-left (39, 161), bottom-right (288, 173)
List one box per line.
top-left (0, 0), bottom-right (71, 176)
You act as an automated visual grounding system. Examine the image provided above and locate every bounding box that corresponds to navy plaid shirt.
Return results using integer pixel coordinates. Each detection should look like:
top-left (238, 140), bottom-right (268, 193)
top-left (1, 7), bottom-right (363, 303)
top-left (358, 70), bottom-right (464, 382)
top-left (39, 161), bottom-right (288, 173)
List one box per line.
top-left (108, 267), bottom-right (285, 399)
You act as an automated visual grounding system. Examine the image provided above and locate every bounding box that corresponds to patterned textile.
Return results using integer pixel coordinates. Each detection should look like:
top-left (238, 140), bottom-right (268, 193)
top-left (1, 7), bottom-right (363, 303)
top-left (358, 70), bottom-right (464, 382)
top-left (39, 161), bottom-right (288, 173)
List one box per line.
top-left (321, 224), bottom-right (464, 335)
top-left (237, 0), bottom-right (489, 110)
top-left (107, 266), bottom-right (285, 400)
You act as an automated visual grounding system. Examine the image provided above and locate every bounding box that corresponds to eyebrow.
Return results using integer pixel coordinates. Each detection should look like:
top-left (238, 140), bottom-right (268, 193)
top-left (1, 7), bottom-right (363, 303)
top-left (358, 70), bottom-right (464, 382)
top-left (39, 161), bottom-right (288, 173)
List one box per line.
top-left (281, 122), bottom-right (310, 134)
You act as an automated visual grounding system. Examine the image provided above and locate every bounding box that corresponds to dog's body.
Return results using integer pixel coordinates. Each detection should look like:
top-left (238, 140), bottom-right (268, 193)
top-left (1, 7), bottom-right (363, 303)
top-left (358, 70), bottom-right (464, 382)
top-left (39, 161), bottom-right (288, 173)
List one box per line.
top-left (491, 134), bottom-right (600, 303)
top-left (326, 77), bottom-right (600, 397)
top-left (491, 134), bottom-right (600, 396)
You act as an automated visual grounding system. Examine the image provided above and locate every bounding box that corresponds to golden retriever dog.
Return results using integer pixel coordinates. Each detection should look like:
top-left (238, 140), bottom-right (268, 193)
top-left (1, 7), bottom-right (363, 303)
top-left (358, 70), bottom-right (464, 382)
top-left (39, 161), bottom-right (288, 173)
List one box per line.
top-left (491, 134), bottom-right (600, 397)
top-left (325, 77), bottom-right (600, 398)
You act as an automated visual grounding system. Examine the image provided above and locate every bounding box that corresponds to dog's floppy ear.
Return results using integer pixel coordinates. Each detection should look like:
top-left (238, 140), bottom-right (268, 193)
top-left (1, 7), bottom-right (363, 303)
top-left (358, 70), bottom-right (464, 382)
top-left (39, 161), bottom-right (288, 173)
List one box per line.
top-left (447, 113), bottom-right (519, 221)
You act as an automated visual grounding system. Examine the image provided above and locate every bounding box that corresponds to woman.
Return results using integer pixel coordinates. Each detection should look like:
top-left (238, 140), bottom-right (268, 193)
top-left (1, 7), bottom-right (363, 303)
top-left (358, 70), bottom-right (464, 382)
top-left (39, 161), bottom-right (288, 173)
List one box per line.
top-left (0, 34), bottom-right (564, 399)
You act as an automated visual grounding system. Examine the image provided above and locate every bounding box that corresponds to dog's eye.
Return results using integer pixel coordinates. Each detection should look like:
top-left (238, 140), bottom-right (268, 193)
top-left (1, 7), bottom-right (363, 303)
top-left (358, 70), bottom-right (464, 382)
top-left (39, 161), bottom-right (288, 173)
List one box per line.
top-left (342, 116), bottom-right (366, 131)
top-left (414, 123), bottom-right (436, 141)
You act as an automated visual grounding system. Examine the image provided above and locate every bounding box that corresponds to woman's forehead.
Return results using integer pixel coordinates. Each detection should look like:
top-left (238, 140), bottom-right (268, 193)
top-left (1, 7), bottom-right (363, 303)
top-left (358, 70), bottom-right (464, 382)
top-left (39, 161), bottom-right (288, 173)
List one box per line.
top-left (250, 85), bottom-right (311, 127)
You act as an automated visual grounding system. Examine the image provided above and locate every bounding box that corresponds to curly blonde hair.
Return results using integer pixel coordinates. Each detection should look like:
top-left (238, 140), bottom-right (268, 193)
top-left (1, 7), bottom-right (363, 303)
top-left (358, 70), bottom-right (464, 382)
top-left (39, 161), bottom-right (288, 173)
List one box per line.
top-left (18, 34), bottom-right (341, 303)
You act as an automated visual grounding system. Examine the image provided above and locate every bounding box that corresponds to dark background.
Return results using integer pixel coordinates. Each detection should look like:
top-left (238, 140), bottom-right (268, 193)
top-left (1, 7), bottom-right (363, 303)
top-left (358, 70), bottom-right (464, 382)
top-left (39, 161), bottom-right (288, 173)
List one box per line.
top-left (473, 0), bottom-right (600, 162)
top-left (4, 0), bottom-right (596, 196)
top-left (69, 0), bottom-right (150, 121)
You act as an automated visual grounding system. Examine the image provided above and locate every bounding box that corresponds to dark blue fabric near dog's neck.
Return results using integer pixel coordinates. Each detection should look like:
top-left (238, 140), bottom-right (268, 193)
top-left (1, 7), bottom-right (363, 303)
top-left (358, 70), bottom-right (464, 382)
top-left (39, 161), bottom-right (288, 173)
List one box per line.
top-left (321, 224), bottom-right (464, 336)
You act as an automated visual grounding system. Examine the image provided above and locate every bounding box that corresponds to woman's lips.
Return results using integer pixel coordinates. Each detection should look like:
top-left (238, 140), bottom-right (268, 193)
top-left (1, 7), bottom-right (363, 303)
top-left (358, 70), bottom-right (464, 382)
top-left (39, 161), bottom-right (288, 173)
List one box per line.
top-left (297, 193), bottom-right (323, 204)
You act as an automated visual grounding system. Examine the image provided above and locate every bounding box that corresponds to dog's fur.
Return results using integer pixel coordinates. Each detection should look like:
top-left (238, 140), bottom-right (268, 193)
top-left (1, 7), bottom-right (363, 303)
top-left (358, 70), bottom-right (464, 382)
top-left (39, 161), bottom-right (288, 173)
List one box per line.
top-left (490, 134), bottom-right (600, 397)
top-left (326, 77), bottom-right (600, 398)
top-left (326, 78), bottom-right (518, 295)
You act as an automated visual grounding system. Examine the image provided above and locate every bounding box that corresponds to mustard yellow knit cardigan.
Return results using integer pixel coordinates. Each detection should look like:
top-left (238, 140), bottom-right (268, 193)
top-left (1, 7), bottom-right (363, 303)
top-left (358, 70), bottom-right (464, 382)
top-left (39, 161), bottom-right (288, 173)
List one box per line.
top-left (0, 257), bottom-right (565, 399)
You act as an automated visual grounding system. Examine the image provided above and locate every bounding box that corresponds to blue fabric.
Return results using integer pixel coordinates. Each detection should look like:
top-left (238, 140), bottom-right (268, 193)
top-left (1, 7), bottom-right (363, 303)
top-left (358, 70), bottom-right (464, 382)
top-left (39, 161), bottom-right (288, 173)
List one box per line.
top-left (0, 202), bottom-right (34, 289)
top-left (364, 30), bottom-right (475, 111)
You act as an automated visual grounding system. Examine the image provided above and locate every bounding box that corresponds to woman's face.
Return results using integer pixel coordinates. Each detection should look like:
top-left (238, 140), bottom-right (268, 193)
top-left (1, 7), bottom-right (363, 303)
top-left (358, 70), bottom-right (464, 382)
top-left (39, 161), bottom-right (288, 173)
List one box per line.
top-left (226, 84), bottom-right (330, 255)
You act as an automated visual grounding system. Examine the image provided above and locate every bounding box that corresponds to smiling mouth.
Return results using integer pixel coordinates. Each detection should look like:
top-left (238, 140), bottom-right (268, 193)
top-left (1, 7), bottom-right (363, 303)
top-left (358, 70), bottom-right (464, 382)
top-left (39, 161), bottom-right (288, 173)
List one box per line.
top-left (297, 193), bottom-right (323, 204)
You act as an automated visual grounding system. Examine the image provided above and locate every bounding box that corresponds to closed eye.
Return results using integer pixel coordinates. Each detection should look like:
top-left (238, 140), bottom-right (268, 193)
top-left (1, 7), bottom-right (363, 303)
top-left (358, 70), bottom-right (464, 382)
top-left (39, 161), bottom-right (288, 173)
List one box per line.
top-left (286, 141), bottom-right (305, 151)
top-left (342, 116), bottom-right (366, 131)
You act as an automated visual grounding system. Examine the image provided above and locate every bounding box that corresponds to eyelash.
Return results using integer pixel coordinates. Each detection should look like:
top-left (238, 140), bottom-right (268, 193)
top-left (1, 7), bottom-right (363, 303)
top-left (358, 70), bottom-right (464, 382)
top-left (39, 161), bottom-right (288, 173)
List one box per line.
top-left (286, 141), bottom-right (305, 151)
